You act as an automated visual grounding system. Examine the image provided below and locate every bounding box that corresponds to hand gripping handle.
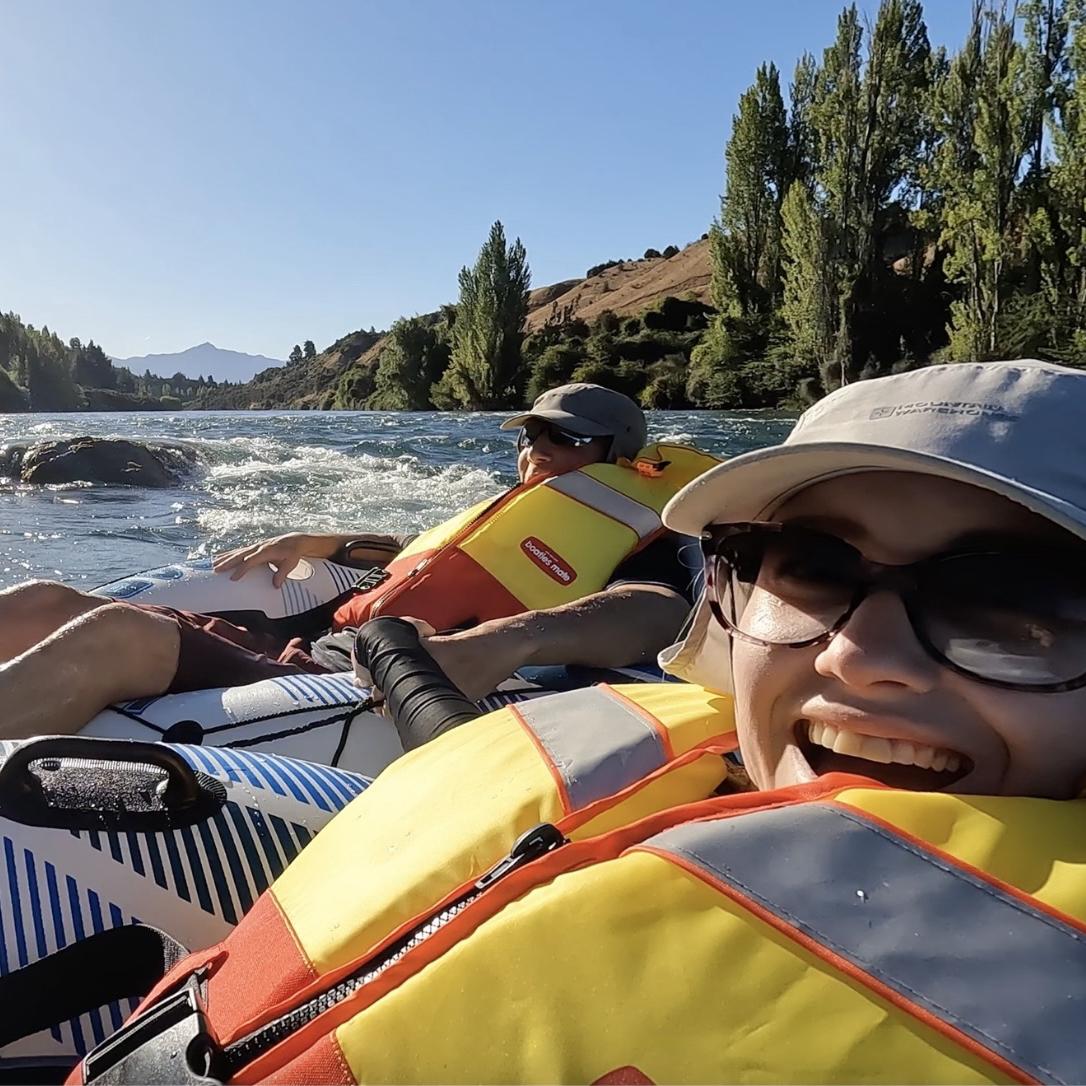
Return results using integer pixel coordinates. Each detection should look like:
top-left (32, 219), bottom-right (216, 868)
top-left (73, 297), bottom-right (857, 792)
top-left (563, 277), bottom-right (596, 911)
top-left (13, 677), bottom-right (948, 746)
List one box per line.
top-left (353, 617), bottom-right (481, 751)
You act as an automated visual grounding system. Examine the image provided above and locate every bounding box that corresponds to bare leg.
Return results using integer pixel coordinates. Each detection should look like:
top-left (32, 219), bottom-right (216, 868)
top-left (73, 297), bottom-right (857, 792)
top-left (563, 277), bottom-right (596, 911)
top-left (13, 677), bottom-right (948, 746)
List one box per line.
top-left (0, 580), bottom-right (106, 662)
top-left (0, 603), bottom-right (180, 739)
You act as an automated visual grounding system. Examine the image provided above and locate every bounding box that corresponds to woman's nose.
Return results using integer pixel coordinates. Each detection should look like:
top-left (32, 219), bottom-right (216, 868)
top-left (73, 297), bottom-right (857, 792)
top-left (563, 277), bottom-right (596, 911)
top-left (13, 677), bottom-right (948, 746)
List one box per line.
top-left (813, 591), bottom-right (939, 693)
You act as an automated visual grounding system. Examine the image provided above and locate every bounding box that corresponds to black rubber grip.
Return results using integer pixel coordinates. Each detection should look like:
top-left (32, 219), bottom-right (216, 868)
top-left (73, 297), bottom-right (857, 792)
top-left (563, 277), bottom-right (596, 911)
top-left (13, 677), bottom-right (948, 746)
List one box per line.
top-left (353, 618), bottom-right (481, 751)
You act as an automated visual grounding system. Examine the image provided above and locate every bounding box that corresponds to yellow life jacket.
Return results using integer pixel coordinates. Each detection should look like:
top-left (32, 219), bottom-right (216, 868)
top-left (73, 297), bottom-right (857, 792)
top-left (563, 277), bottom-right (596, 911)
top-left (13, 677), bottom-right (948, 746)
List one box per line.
top-left (331, 443), bottom-right (720, 631)
top-left (76, 686), bottom-right (1086, 1085)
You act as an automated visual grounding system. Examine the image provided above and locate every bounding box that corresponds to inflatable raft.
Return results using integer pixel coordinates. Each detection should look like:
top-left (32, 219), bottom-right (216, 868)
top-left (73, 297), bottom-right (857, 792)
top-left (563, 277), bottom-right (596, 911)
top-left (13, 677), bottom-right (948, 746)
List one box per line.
top-left (0, 734), bottom-right (367, 1070)
top-left (85, 557), bottom-right (660, 775)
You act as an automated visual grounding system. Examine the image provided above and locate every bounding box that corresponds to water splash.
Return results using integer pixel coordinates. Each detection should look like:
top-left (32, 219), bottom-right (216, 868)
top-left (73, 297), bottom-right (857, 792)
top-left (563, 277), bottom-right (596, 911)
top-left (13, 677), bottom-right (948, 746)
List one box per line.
top-left (0, 408), bottom-right (792, 587)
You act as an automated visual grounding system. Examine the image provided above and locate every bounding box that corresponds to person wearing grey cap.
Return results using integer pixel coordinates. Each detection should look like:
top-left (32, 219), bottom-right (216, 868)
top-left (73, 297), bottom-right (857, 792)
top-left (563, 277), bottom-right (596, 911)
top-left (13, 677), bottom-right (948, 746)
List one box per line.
top-left (662, 358), bottom-right (1086, 800)
top-left (0, 384), bottom-right (697, 740)
top-left (499, 381), bottom-right (649, 471)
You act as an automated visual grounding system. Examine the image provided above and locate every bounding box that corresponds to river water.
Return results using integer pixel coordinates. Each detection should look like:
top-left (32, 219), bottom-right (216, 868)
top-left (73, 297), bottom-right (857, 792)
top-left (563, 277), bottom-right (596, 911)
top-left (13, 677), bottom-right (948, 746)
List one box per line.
top-left (0, 410), bottom-right (796, 590)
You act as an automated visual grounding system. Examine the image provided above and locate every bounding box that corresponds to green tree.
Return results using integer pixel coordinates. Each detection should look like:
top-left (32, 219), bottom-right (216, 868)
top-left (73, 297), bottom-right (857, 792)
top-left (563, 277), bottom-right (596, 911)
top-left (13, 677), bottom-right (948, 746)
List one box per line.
top-left (713, 62), bottom-right (790, 318)
top-left (288, 344), bottom-right (304, 365)
top-left (932, 3), bottom-right (1029, 359)
top-left (445, 220), bottom-right (531, 408)
top-left (27, 347), bottom-right (82, 411)
top-left (808, 0), bottom-right (932, 387)
top-left (787, 53), bottom-right (819, 193)
top-left (0, 365), bottom-right (27, 411)
top-left (779, 181), bottom-right (835, 368)
top-left (367, 316), bottom-right (451, 409)
top-left (303, 340), bottom-right (317, 360)
top-left (72, 341), bottom-right (115, 388)
top-left (1051, 0), bottom-right (1086, 357)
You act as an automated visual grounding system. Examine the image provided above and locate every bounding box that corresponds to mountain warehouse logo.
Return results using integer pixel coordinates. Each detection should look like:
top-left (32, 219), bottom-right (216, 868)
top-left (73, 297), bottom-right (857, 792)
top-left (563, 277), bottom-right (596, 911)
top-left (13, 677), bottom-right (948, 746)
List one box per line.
top-left (869, 401), bottom-right (1018, 422)
top-left (521, 537), bottom-right (577, 584)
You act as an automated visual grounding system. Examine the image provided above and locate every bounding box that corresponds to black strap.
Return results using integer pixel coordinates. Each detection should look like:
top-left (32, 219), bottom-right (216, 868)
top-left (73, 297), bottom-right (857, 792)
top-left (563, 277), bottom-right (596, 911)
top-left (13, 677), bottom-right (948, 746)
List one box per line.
top-left (0, 924), bottom-right (188, 1047)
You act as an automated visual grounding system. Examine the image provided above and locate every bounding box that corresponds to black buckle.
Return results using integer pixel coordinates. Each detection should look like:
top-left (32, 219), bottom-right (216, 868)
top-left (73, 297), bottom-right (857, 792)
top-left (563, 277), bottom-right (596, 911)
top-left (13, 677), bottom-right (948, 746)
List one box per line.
top-left (352, 566), bottom-right (391, 594)
top-left (82, 978), bottom-right (223, 1084)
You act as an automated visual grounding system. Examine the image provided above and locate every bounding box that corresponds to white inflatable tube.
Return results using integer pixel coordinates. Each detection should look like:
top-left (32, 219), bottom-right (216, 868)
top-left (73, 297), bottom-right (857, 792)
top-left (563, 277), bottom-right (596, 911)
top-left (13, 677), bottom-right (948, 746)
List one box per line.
top-left (85, 672), bottom-right (405, 776)
top-left (91, 555), bottom-right (365, 619)
top-left (84, 557), bottom-right (408, 775)
top-left (82, 558), bottom-right (663, 775)
top-left (0, 737), bottom-right (368, 1066)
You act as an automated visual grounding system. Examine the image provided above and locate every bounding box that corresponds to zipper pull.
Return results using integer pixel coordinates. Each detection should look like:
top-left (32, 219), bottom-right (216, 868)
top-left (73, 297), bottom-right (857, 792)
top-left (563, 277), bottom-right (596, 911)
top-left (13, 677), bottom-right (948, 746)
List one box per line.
top-left (474, 822), bottom-right (567, 892)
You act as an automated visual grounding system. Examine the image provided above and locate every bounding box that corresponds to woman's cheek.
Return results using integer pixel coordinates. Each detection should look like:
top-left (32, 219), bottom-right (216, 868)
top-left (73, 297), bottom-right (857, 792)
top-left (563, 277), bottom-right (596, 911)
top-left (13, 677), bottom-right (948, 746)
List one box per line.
top-left (731, 640), bottom-right (783, 787)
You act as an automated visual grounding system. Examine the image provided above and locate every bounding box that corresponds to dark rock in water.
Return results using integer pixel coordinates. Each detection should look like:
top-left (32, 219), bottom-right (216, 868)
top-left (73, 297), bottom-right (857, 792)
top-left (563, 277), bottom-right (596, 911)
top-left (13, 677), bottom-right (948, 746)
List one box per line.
top-left (8, 438), bottom-right (197, 487)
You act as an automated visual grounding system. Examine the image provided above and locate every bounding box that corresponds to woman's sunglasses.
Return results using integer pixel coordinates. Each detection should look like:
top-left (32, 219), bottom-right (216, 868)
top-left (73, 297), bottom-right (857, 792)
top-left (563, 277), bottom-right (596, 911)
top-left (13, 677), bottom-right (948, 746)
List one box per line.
top-left (517, 419), bottom-right (600, 451)
top-left (702, 521), bottom-right (1086, 692)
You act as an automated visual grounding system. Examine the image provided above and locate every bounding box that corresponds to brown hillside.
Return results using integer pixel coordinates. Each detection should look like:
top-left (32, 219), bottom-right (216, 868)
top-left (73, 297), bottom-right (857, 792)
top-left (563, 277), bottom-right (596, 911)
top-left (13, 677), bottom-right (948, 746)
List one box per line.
top-left (524, 238), bottom-right (711, 331)
top-left (197, 238), bottom-right (713, 409)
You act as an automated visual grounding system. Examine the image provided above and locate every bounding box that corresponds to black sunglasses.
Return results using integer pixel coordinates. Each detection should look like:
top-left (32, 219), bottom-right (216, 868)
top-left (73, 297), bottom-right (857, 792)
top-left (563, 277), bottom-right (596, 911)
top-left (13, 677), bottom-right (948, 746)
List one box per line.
top-left (517, 419), bottom-right (600, 451)
top-left (702, 521), bottom-right (1086, 692)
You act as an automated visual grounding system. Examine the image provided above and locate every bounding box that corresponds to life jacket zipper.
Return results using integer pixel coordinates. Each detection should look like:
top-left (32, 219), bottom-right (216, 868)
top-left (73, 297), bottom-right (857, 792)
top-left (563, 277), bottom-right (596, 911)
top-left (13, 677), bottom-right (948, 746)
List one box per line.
top-left (218, 822), bottom-right (567, 1076)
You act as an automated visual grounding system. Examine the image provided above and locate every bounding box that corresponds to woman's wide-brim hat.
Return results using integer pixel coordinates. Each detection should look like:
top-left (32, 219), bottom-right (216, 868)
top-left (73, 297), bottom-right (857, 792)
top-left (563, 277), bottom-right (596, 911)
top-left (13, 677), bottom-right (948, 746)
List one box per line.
top-left (659, 359), bottom-right (1086, 691)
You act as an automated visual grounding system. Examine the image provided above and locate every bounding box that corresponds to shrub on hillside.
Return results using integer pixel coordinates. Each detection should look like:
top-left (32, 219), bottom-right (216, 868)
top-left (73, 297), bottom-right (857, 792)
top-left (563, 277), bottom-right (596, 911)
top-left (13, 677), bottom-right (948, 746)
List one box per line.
top-left (642, 296), bottom-right (714, 332)
top-left (612, 331), bottom-right (697, 365)
top-left (586, 259), bottom-right (623, 278)
top-left (643, 248), bottom-right (662, 260)
top-left (686, 364), bottom-right (743, 409)
top-left (366, 315), bottom-right (451, 410)
top-left (332, 363), bottom-right (377, 409)
top-left (640, 355), bottom-right (690, 409)
top-left (662, 245), bottom-right (680, 258)
top-left (594, 310), bottom-right (622, 335)
top-left (526, 342), bottom-right (587, 402)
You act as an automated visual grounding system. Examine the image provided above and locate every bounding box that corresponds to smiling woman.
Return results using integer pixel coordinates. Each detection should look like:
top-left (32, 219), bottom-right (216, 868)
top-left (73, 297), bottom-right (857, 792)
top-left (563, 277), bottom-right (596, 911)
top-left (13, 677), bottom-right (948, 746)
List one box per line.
top-left (729, 473), bottom-right (1086, 796)
top-left (662, 358), bottom-right (1086, 800)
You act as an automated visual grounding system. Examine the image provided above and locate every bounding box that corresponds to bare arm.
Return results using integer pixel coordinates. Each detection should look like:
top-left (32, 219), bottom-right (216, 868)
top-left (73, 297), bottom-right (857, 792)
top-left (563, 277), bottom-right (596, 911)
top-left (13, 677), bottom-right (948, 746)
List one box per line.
top-left (415, 584), bottom-right (690, 701)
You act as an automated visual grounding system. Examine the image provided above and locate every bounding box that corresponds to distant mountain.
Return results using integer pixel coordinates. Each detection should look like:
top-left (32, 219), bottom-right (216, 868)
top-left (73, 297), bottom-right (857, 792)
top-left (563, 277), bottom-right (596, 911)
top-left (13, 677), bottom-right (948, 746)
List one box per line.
top-left (112, 342), bottom-right (284, 383)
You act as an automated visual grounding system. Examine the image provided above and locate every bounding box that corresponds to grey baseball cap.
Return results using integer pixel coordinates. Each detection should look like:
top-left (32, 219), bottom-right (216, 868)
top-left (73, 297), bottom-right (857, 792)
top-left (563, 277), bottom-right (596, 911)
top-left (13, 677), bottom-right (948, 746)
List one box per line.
top-left (664, 359), bottom-right (1086, 541)
top-left (501, 382), bottom-right (647, 461)
top-left (659, 359), bottom-right (1086, 691)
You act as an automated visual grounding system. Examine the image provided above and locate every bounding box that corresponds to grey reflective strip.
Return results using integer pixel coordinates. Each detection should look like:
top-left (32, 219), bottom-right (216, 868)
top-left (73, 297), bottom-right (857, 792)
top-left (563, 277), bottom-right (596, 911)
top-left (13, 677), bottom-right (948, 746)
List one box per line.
top-left (545, 473), bottom-right (660, 540)
top-left (515, 687), bottom-right (667, 811)
top-left (645, 804), bottom-right (1086, 1085)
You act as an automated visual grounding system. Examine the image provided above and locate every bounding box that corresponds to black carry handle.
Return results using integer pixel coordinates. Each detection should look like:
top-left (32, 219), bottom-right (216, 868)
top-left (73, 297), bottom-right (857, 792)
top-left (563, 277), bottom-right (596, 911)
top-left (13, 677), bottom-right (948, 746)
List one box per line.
top-left (354, 617), bottom-right (481, 751)
top-left (0, 736), bottom-right (226, 832)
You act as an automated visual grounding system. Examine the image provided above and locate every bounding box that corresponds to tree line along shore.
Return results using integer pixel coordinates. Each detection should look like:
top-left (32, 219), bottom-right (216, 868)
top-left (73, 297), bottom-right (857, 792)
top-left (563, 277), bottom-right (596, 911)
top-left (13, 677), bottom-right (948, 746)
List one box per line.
top-left (3, 0), bottom-right (1080, 414)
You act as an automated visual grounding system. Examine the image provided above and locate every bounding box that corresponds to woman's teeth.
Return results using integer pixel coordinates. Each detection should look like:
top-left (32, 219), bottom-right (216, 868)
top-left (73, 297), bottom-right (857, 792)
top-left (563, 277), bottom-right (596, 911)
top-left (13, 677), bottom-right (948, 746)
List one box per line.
top-left (805, 721), bottom-right (961, 774)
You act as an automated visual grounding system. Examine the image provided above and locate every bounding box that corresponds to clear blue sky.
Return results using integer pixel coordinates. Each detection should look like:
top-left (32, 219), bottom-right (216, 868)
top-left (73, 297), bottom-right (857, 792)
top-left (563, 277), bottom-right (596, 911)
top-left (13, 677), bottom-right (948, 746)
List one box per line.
top-left (3, 1), bottom-right (975, 361)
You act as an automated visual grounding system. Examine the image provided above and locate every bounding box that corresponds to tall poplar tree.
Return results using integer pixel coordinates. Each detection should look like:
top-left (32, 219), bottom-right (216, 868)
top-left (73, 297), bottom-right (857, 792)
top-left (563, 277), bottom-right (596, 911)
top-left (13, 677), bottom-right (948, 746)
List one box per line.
top-left (787, 53), bottom-right (819, 194)
top-left (807, 0), bottom-right (931, 387)
top-left (780, 181), bottom-right (834, 366)
top-left (446, 221), bottom-right (531, 409)
top-left (1019, 0), bottom-right (1068, 301)
top-left (1050, 0), bottom-right (1086, 355)
top-left (712, 62), bottom-right (790, 317)
top-left (934, 4), bottom-right (1029, 359)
